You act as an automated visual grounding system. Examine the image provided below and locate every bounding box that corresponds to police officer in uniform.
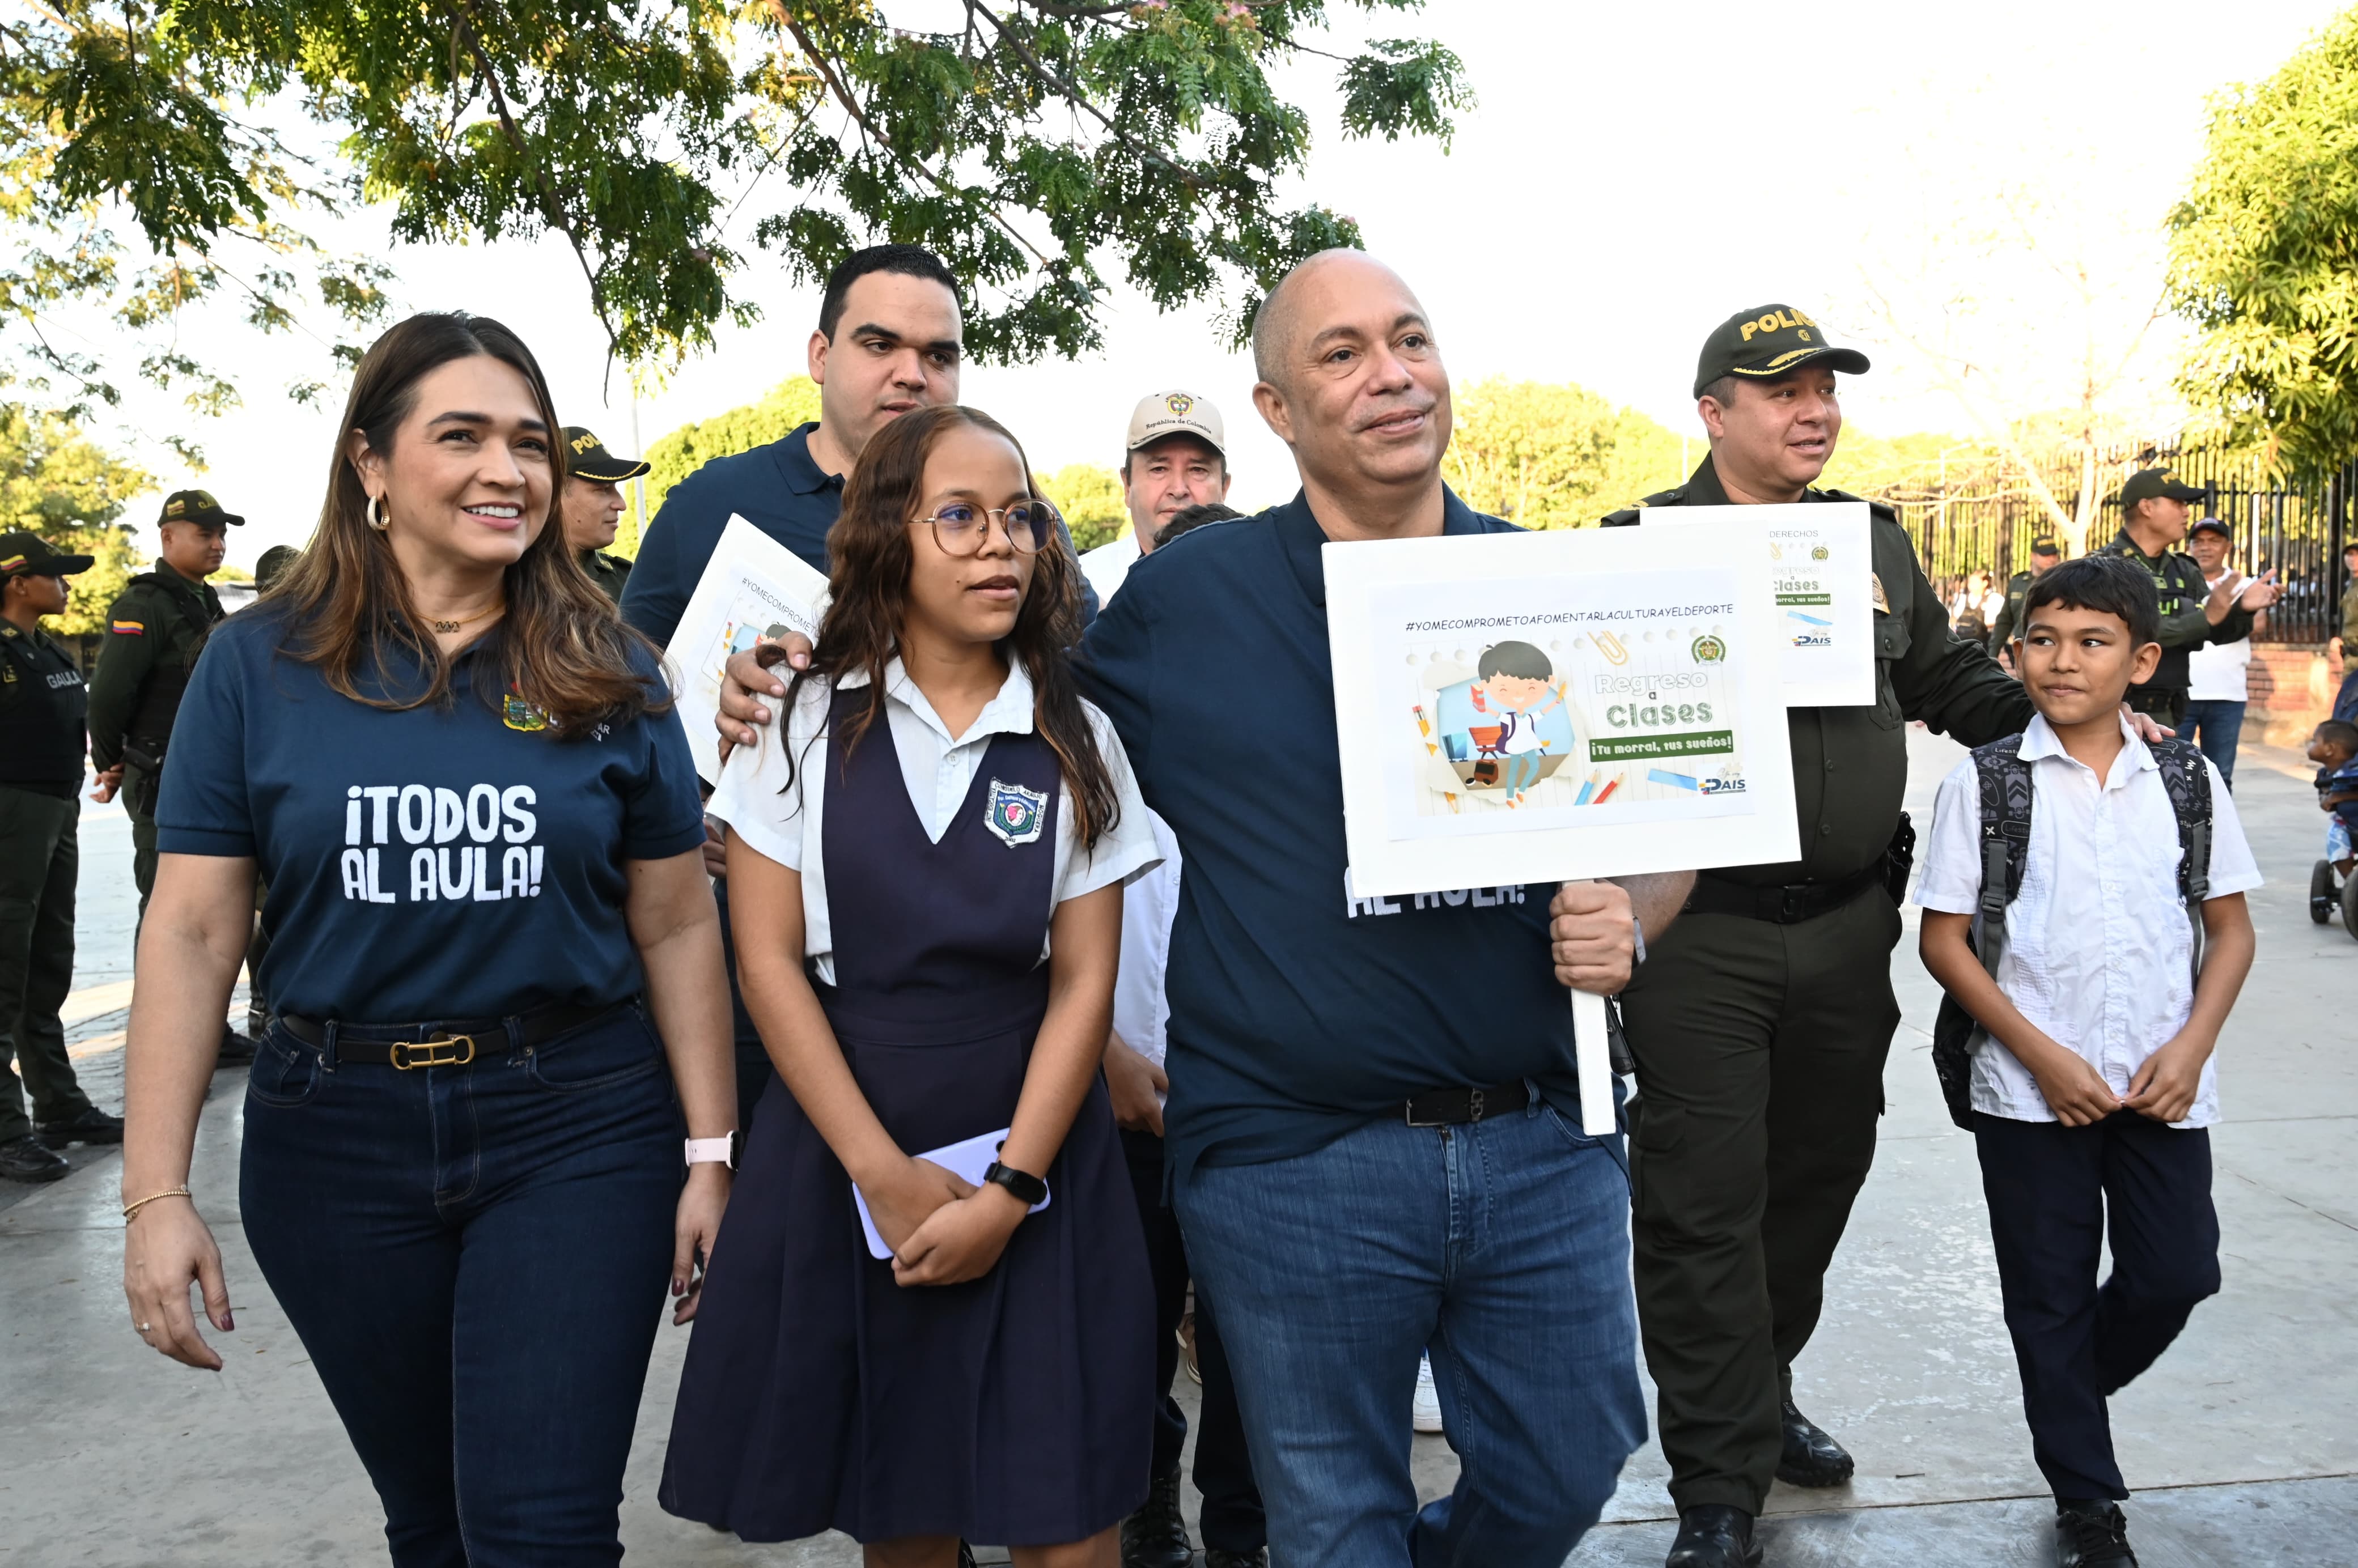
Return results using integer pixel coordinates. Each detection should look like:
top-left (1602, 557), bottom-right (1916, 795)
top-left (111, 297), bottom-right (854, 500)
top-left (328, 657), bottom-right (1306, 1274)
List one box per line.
top-left (2094, 466), bottom-right (2272, 729)
top-left (559, 427), bottom-right (650, 603)
top-left (0, 533), bottom-right (121, 1182)
top-left (84, 488), bottom-right (257, 1060)
top-left (1602, 306), bottom-right (2041, 1568)
top-left (1985, 538), bottom-right (2062, 662)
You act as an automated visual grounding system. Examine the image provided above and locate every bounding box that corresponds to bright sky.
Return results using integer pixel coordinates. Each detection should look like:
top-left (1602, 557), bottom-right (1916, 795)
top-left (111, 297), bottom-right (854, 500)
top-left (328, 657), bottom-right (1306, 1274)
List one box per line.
top-left (70, 0), bottom-right (2351, 566)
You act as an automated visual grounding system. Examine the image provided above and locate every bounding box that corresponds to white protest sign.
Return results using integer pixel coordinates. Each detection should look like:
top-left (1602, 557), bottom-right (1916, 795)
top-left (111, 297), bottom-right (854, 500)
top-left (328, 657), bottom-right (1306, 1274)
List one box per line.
top-left (664, 514), bottom-right (832, 785)
top-left (1325, 522), bottom-right (1800, 1136)
top-left (1646, 502), bottom-right (1874, 707)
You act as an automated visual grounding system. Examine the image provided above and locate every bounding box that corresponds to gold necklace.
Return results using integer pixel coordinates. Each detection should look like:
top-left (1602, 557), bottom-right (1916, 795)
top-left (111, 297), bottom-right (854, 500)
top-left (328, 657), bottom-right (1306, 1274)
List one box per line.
top-left (427, 600), bottom-right (505, 635)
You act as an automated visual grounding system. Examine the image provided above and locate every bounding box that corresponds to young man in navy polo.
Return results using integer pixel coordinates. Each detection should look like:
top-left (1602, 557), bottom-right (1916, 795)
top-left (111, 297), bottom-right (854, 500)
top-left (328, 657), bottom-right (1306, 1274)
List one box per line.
top-left (719, 251), bottom-right (1682, 1567)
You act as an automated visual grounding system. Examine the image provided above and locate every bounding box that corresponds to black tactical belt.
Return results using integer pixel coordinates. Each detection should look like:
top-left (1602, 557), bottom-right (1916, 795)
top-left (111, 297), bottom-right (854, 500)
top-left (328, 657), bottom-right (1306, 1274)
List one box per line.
top-left (0, 779), bottom-right (79, 800)
top-left (1685, 862), bottom-right (1884, 925)
top-left (1405, 1078), bottom-right (1531, 1127)
top-left (279, 1000), bottom-right (629, 1069)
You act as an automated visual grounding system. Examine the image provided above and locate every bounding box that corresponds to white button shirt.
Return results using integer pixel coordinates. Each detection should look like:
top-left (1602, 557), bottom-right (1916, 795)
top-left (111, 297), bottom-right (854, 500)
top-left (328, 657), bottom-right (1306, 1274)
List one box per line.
top-left (1916, 715), bottom-right (2262, 1128)
top-left (1110, 809), bottom-right (1182, 1074)
top-left (707, 658), bottom-right (1160, 985)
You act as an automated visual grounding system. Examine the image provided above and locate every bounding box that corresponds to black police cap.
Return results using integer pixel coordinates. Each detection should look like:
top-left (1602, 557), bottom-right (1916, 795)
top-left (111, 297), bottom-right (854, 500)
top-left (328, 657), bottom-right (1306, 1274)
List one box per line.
top-left (158, 488), bottom-right (243, 528)
top-left (0, 530), bottom-right (96, 579)
top-left (2116, 468), bottom-right (2206, 508)
top-left (1694, 305), bottom-right (1871, 400)
top-left (562, 427), bottom-right (651, 483)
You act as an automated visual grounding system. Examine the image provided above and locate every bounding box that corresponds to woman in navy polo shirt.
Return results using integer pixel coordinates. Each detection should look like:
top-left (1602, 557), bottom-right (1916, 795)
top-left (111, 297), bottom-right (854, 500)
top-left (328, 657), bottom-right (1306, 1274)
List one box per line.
top-left (118, 312), bottom-right (736, 1566)
top-left (659, 406), bottom-right (1159, 1562)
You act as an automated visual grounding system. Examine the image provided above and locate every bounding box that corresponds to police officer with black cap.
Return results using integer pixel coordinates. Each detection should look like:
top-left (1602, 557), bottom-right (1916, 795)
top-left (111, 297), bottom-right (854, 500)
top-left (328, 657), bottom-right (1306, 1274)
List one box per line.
top-left (0, 532), bottom-right (122, 1181)
top-left (1986, 538), bottom-right (2063, 664)
top-left (86, 488), bottom-right (257, 1060)
top-left (558, 427), bottom-right (651, 603)
top-left (2094, 466), bottom-right (2275, 729)
top-left (1602, 305), bottom-right (2046, 1568)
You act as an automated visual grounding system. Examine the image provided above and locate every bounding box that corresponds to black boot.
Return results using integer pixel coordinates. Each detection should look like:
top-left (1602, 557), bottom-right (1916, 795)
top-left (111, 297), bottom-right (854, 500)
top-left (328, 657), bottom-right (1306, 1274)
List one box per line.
top-left (217, 1025), bottom-right (258, 1065)
top-left (1665, 1505), bottom-right (1761, 1568)
top-left (1204, 1551), bottom-right (1267, 1568)
top-left (2055, 1500), bottom-right (2138, 1567)
top-left (1, 1133), bottom-right (70, 1183)
top-left (37, 1106), bottom-right (124, 1148)
top-left (1120, 1468), bottom-right (1193, 1568)
top-left (1776, 1391), bottom-right (1855, 1486)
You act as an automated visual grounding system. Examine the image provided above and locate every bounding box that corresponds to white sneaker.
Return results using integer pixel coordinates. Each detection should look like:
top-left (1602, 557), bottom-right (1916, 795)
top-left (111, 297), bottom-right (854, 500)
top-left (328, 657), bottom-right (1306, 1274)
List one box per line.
top-left (1413, 1354), bottom-right (1445, 1434)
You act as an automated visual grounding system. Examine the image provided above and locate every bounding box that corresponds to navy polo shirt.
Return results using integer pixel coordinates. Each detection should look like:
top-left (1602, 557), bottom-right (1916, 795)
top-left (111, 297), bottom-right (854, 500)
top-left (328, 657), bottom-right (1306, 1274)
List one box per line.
top-left (622, 423), bottom-right (845, 647)
top-left (156, 607), bottom-right (707, 1022)
top-left (620, 420), bottom-right (1097, 647)
top-left (1079, 488), bottom-right (1580, 1187)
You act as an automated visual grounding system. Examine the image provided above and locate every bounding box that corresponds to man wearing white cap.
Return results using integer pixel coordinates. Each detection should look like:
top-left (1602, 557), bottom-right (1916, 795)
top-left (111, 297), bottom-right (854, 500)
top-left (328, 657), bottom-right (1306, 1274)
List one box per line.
top-left (1081, 390), bottom-right (1233, 601)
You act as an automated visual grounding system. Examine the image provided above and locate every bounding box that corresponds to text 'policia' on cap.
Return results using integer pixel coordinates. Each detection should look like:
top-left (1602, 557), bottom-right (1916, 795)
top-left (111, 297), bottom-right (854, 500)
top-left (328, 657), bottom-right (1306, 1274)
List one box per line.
top-left (2115, 467), bottom-right (2207, 508)
top-left (0, 530), bottom-right (96, 579)
top-left (562, 427), bottom-right (651, 483)
top-left (158, 489), bottom-right (244, 528)
top-left (1693, 305), bottom-right (1872, 400)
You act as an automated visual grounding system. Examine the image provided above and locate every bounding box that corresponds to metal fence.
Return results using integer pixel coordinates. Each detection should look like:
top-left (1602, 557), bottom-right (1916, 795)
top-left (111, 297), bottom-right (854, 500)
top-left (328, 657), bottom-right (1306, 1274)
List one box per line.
top-left (1867, 438), bottom-right (2358, 647)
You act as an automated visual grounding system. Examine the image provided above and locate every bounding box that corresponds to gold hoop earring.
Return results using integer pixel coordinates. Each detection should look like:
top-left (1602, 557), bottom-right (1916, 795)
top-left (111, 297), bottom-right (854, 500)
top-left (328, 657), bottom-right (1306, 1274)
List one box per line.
top-left (367, 494), bottom-right (389, 532)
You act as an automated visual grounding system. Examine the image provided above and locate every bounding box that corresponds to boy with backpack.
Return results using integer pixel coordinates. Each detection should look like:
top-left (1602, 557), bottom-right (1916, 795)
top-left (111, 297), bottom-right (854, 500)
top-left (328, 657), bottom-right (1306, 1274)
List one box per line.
top-left (1916, 555), bottom-right (2260, 1568)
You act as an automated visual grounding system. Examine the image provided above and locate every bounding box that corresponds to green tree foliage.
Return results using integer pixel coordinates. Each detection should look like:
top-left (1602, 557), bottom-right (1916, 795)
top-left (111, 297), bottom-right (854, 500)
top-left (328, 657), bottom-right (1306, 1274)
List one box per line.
top-left (1443, 378), bottom-right (1690, 528)
top-left (2167, 9), bottom-right (2358, 473)
top-left (1036, 460), bottom-right (1127, 551)
top-left (6, 1), bottom-right (1469, 427)
top-left (617, 375), bottom-right (824, 556)
top-left (0, 401), bottom-right (152, 634)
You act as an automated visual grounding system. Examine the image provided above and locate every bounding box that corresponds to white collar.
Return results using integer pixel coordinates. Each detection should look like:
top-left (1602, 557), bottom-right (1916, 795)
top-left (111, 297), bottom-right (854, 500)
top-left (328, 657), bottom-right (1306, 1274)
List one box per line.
top-left (835, 655), bottom-right (1036, 747)
top-left (2016, 710), bottom-right (2152, 787)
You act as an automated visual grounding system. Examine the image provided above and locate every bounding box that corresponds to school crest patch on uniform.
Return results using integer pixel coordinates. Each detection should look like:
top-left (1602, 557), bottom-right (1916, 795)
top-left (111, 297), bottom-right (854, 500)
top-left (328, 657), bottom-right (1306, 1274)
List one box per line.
top-left (985, 779), bottom-right (1048, 847)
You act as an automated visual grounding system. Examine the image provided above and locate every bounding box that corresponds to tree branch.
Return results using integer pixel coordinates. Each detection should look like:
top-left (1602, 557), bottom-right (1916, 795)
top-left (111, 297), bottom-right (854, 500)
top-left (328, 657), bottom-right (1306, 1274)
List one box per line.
top-left (447, 2), bottom-right (616, 360)
top-left (978, 3), bottom-right (1210, 193)
top-left (760, 0), bottom-right (1053, 266)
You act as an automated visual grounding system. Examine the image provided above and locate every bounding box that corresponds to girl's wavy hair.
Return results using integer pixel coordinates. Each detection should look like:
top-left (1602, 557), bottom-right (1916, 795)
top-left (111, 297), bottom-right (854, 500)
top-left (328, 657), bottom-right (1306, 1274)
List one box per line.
top-left (268, 311), bottom-right (668, 734)
top-left (781, 404), bottom-right (1119, 847)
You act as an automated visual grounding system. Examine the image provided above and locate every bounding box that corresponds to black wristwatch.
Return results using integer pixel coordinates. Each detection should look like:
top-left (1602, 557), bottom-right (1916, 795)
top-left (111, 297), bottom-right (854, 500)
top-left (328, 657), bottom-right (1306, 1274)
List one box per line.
top-left (983, 1161), bottom-right (1048, 1207)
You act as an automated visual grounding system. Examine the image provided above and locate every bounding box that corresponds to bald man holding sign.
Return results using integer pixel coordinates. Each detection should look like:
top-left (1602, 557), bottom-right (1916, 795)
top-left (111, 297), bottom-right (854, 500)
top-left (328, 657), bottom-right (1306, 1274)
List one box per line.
top-left (715, 251), bottom-right (1677, 1565)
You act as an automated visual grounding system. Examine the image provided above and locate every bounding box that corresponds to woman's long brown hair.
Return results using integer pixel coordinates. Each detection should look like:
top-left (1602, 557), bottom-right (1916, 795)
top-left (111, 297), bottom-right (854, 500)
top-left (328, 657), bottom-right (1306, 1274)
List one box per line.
top-left (782, 405), bottom-right (1121, 848)
top-left (268, 311), bottom-right (667, 734)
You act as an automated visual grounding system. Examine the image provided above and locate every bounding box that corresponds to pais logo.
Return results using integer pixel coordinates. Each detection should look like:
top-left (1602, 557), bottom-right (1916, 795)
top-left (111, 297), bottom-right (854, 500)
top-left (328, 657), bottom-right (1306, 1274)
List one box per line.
top-left (1689, 634), bottom-right (1727, 665)
top-left (1791, 631), bottom-right (1833, 648)
top-left (1699, 763), bottom-right (1748, 796)
top-left (985, 779), bottom-right (1048, 847)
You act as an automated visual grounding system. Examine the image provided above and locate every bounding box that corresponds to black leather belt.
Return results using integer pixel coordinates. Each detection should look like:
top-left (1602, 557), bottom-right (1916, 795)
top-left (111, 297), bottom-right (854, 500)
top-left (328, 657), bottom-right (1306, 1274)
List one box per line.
top-left (279, 1000), bottom-right (627, 1069)
top-left (1685, 861), bottom-right (1884, 925)
top-left (1405, 1079), bottom-right (1530, 1127)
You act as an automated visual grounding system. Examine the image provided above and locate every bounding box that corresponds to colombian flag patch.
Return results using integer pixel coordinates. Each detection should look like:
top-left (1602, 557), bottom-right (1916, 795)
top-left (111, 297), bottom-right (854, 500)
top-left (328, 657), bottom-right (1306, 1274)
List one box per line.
top-left (111, 620), bottom-right (145, 635)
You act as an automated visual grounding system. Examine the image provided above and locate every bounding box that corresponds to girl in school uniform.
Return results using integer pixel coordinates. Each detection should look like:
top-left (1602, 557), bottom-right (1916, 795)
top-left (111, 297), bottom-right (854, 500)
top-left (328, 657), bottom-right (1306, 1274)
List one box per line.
top-left (661, 405), bottom-right (1159, 1565)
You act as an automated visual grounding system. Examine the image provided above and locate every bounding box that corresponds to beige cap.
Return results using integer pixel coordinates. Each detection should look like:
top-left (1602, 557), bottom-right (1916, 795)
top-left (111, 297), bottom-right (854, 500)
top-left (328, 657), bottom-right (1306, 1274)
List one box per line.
top-left (1125, 390), bottom-right (1225, 456)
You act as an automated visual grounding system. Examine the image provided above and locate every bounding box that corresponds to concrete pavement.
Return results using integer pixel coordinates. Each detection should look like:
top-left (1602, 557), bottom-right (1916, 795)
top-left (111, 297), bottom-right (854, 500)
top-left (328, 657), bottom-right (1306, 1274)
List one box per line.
top-left (3, 732), bottom-right (2352, 1566)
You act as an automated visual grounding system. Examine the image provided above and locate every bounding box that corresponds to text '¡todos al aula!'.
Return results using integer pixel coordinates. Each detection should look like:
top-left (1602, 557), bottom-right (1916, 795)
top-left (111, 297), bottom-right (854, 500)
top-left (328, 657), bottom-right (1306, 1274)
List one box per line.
top-left (337, 784), bottom-right (544, 905)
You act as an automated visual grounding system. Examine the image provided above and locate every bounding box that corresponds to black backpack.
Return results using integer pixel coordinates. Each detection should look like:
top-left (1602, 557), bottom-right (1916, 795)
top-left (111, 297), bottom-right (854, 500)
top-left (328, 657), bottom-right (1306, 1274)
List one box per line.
top-left (1929, 734), bottom-right (2212, 1131)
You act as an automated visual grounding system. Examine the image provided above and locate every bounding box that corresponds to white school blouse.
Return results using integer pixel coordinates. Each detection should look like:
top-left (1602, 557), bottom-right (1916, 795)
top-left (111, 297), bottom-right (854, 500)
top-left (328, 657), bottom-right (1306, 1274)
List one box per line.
top-left (1110, 809), bottom-right (1182, 1073)
top-left (706, 658), bottom-right (1161, 986)
top-left (1915, 714), bottom-right (2261, 1128)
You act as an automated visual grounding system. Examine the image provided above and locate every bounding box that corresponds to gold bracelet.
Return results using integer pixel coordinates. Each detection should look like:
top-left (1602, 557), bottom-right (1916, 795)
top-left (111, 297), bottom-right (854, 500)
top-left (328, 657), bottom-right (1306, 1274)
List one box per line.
top-left (121, 1187), bottom-right (193, 1223)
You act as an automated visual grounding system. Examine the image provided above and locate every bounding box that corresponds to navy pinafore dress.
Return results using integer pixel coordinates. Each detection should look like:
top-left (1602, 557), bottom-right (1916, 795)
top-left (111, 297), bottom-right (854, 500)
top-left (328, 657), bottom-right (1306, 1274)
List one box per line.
top-left (661, 687), bottom-right (1153, 1545)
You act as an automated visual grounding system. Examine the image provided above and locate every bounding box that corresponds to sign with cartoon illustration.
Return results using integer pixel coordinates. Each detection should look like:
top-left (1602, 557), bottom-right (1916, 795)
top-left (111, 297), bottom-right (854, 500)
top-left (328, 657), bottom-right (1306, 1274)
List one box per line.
top-left (1647, 502), bottom-right (1874, 708)
top-left (665, 513), bottom-right (833, 784)
top-left (1325, 521), bottom-right (1800, 898)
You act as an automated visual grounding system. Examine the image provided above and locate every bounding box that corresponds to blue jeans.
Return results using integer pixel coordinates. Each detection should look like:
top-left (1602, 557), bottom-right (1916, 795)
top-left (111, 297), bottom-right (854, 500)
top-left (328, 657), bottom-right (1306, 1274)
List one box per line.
top-left (1175, 1099), bottom-right (1645, 1568)
top-left (2178, 699), bottom-right (2246, 785)
top-left (240, 1006), bottom-right (682, 1567)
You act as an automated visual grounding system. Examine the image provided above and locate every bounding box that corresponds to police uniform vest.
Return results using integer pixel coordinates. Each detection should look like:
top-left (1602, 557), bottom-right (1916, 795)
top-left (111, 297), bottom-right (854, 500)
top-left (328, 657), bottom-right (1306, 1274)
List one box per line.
top-left (86, 567), bottom-right (223, 774)
top-left (2094, 531), bottom-right (2249, 703)
top-left (0, 623), bottom-right (89, 792)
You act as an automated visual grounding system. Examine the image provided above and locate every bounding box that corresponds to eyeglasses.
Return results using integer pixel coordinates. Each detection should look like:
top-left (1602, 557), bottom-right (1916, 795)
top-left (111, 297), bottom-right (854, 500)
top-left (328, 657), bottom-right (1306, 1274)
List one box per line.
top-left (909, 500), bottom-right (1058, 556)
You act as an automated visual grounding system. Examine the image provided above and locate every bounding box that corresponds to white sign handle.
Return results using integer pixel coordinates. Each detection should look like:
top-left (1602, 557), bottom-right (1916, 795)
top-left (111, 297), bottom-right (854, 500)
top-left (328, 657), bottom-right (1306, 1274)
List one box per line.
top-left (1570, 987), bottom-right (1616, 1136)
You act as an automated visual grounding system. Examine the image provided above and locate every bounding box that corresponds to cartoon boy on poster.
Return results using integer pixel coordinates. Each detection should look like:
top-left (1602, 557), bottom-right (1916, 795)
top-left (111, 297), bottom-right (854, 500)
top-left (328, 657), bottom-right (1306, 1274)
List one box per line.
top-left (1432, 640), bottom-right (1576, 804)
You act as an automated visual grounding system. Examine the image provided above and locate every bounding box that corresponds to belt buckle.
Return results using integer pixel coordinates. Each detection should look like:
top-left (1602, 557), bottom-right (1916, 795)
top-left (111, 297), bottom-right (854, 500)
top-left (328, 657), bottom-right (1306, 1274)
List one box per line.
top-left (1465, 1087), bottom-right (1487, 1123)
top-left (389, 1032), bottom-right (477, 1070)
top-left (1405, 1095), bottom-right (1446, 1128)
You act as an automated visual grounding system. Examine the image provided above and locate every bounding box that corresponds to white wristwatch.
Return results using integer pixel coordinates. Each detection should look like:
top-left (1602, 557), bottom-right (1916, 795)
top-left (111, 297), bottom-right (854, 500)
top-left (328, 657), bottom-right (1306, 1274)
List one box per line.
top-left (684, 1135), bottom-right (738, 1170)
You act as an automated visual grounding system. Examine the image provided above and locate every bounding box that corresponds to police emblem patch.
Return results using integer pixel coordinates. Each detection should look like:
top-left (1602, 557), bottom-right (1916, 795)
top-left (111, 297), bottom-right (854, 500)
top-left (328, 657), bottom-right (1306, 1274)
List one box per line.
top-left (985, 778), bottom-right (1049, 847)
